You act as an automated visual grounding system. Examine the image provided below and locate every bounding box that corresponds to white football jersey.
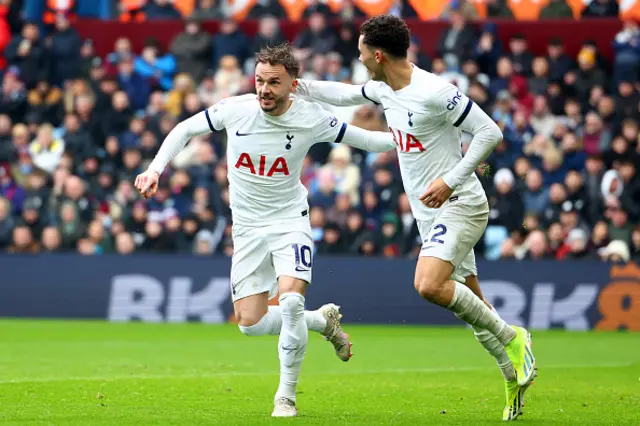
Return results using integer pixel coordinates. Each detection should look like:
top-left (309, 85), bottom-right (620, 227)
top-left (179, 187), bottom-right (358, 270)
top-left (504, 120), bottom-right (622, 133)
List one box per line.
top-left (362, 66), bottom-right (487, 221)
top-left (204, 95), bottom-right (347, 226)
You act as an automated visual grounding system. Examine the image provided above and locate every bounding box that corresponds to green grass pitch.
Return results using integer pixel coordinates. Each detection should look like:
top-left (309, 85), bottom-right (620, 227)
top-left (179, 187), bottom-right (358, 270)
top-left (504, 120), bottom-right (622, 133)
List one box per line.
top-left (0, 320), bottom-right (638, 425)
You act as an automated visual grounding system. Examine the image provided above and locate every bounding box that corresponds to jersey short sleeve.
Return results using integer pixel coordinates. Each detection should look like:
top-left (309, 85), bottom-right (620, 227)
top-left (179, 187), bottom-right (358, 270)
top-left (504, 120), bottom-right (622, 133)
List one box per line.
top-left (311, 104), bottom-right (348, 144)
top-left (429, 83), bottom-right (474, 128)
top-left (203, 94), bottom-right (257, 132)
top-left (361, 80), bottom-right (382, 105)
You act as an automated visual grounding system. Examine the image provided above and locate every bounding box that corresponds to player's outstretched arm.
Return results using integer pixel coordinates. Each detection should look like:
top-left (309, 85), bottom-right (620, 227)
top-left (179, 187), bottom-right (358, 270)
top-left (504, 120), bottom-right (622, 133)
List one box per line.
top-left (147, 112), bottom-right (216, 175)
top-left (441, 103), bottom-right (502, 190)
top-left (339, 124), bottom-right (395, 153)
top-left (296, 79), bottom-right (374, 107)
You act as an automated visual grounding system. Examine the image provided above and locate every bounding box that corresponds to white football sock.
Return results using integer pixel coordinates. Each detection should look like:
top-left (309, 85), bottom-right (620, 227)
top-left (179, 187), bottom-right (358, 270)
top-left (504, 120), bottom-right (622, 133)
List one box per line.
top-left (472, 326), bottom-right (517, 382)
top-left (447, 281), bottom-right (516, 346)
top-left (275, 292), bottom-right (308, 402)
top-left (238, 306), bottom-right (327, 337)
top-left (238, 307), bottom-right (282, 336)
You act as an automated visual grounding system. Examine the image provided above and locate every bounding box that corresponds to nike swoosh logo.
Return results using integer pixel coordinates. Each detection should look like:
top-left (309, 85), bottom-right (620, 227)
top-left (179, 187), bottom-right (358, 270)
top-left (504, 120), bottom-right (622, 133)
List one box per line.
top-left (236, 130), bottom-right (252, 137)
top-left (383, 108), bottom-right (390, 111)
top-left (295, 266), bottom-right (309, 272)
top-left (421, 246), bottom-right (435, 251)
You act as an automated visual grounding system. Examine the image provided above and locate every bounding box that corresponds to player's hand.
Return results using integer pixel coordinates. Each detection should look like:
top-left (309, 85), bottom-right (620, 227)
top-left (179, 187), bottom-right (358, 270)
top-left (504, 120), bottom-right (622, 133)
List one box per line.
top-left (134, 169), bottom-right (160, 199)
top-left (419, 178), bottom-right (453, 209)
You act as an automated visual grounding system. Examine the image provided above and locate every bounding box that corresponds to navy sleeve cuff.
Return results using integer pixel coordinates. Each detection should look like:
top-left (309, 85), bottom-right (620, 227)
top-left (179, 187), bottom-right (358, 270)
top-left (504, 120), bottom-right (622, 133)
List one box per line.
top-left (361, 85), bottom-right (380, 105)
top-left (204, 109), bottom-right (217, 132)
top-left (453, 100), bottom-right (473, 127)
top-left (335, 123), bottom-right (347, 143)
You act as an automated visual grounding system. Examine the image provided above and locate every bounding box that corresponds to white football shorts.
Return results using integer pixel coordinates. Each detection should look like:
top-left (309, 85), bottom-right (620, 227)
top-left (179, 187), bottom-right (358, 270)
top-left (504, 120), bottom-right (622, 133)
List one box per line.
top-left (417, 198), bottom-right (489, 279)
top-left (230, 217), bottom-right (313, 302)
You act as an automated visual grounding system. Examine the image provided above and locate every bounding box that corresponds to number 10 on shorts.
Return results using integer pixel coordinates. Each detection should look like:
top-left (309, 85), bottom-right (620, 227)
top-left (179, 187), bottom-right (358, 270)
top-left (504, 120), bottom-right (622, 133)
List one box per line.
top-left (292, 244), bottom-right (312, 272)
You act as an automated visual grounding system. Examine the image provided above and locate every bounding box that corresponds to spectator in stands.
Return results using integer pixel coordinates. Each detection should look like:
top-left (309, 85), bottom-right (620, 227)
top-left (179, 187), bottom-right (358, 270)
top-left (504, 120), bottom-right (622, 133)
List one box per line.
top-left (251, 15), bottom-right (285, 57)
top-left (135, 38), bottom-right (176, 91)
top-left (170, 17), bottom-right (212, 83)
top-left (5, 22), bottom-right (47, 89)
top-left (145, 0), bottom-right (182, 20)
top-left (489, 168), bottom-right (525, 232)
top-left (524, 229), bottom-right (550, 260)
top-left (41, 226), bottom-right (62, 252)
top-left (523, 168), bottom-right (549, 215)
top-left (539, 0), bottom-right (574, 19)
top-left (107, 37), bottom-right (133, 69)
top-left (28, 124), bottom-right (64, 174)
top-left (440, 0), bottom-right (477, 20)
top-left (474, 23), bottom-right (502, 77)
top-left (117, 54), bottom-right (151, 111)
top-left (546, 37), bottom-right (573, 82)
top-left (508, 34), bottom-right (534, 76)
top-left (303, 0), bottom-right (334, 19)
top-left (486, 0), bottom-right (513, 18)
top-left (437, 7), bottom-right (475, 72)
top-left (248, 0), bottom-right (287, 19)
top-left (575, 46), bottom-right (607, 104)
top-left (598, 240), bottom-right (630, 262)
top-left (212, 18), bottom-right (250, 72)
top-left (612, 21), bottom-right (640, 85)
top-left (336, 0), bottom-right (365, 21)
top-left (0, 67), bottom-right (27, 124)
top-left (115, 231), bottom-right (136, 254)
top-left (631, 225), bottom-right (640, 260)
top-left (294, 12), bottom-right (337, 61)
top-left (0, 195), bottom-right (14, 249)
top-left (28, 80), bottom-right (64, 128)
top-left (49, 13), bottom-right (82, 87)
top-left (8, 225), bottom-right (39, 253)
top-left (191, 0), bottom-right (225, 20)
top-left (582, 0), bottom-right (619, 18)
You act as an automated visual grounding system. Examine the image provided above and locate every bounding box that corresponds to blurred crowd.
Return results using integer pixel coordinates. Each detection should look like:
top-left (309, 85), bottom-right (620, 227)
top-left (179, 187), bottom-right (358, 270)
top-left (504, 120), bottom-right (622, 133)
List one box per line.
top-left (0, 3), bottom-right (639, 263)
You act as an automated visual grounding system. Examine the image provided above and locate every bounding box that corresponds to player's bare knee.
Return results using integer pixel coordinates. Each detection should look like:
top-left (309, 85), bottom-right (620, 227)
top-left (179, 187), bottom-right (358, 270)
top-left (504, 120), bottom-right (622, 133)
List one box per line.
top-left (414, 275), bottom-right (445, 302)
top-left (235, 310), bottom-right (263, 329)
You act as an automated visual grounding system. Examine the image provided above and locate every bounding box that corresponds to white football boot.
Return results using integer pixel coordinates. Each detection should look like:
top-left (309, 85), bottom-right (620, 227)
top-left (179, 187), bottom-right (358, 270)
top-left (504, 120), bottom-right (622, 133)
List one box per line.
top-left (272, 397), bottom-right (297, 417)
top-left (318, 303), bottom-right (352, 362)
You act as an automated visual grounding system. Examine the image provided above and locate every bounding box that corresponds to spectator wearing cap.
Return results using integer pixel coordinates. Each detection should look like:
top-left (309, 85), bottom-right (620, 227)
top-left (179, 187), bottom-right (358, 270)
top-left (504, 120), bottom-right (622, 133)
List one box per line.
top-left (144, 0), bottom-right (183, 20)
top-left (0, 66), bottom-right (27, 124)
top-left (170, 17), bottom-right (212, 83)
top-left (212, 19), bottom-right (250, 73)
top-left (5, 22), bottom-right (48, 89)
top-left (540, 0), bottom-right (574, 19)
top-left (508, 34), bottom-right (534, 76)
top-left (135, 38), bottom-right (176, 91)
top-left (27, 80), bottom-right (64, 127)
top-left (582, 0), bottom-right (619, 18)
top-left (49, 13), bottom-right (82, 87)
top-left (117, 54), bottom-right (151, 112)
top-left (489, 168), bottom-right (524, 232)
top-left (564, 228), bottom-right (596, 259)
top-left (378, 212), bottom-right (402, 258)
top-left (486, 0), bottom-right (513, 18)
top-left (598, 240), bottom-right (630, 263)
top-left (575, 46), bottom-right (607, 104)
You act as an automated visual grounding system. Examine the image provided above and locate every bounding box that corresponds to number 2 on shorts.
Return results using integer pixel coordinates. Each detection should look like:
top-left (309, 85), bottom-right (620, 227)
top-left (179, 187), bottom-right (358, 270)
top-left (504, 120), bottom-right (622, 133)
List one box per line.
top-left (292, 243), bottom-right (312, 269)
top-left (430, 224), bottom-right (447, 244)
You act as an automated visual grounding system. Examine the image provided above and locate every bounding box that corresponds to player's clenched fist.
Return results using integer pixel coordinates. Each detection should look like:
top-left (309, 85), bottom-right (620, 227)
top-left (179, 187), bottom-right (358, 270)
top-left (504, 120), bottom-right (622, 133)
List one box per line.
top-left (134, 169), bottom-right (160, 199)
top-left (419, 177), bottom-right (453, 209)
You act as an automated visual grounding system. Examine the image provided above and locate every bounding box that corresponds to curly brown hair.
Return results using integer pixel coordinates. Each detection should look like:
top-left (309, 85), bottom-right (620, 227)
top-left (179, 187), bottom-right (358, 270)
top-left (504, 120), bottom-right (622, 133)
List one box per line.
top-left (255, 43), bottom-right (300, 78)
